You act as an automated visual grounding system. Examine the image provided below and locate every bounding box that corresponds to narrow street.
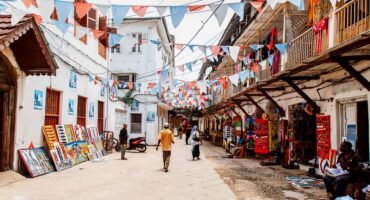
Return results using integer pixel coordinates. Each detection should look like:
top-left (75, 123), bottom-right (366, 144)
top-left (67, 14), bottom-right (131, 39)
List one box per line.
top-left (0, 137), bottom-right (326, 200)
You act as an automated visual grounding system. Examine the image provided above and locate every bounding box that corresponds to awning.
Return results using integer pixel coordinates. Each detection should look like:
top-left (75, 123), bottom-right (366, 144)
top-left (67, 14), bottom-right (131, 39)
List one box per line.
top-left (0, 15), bottom-right (57, 75)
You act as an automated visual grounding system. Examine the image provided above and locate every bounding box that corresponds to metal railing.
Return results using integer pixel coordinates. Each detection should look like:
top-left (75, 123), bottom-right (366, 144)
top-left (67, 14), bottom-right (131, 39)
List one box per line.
top-left (335, 0), bottom-right (370, 44)
top-left (286, 28), bottom-right (316, 69)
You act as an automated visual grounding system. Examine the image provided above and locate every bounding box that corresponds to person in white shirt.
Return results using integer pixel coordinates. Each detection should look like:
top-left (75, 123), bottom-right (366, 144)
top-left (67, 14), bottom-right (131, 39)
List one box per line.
top-left (189, 126), bottom-right (202, 160)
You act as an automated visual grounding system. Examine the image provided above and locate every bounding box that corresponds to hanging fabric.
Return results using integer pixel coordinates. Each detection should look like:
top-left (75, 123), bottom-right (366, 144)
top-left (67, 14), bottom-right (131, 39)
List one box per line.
top-left (313, 17), bottom-right (328, 54)
top-left (307, 0), bottom-right (315, 25)
top-left (272, 49), bottom-right (280, 75)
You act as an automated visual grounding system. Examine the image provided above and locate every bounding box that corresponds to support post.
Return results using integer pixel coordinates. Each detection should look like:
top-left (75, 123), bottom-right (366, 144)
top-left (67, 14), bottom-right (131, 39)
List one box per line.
top-left (245, 94), bottom-right (265, 112)
top-left (258, 89), bottom-right (286, 117)
top-left (284, 78), bottom-right (320, 113)
top-left (333, 56), bottom-right (370, 91)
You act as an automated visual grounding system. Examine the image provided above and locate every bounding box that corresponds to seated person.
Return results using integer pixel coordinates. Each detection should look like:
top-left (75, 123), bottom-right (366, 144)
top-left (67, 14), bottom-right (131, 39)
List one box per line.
top-left (323, 141), bottom-right (361, 199)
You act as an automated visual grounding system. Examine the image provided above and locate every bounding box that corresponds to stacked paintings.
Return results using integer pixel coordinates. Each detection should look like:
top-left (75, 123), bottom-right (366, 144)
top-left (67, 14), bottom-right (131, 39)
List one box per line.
top-left (50, 143), bottom-right (73, 171)
top-left (18, 147), bottom-right (55, 177)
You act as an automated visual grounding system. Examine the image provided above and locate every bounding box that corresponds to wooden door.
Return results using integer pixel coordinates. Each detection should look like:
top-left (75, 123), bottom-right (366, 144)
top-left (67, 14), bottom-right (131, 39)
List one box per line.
top-left (77, 96), bottom-right (87, 127)
top-left (97, 101), bottom-right (104, 132)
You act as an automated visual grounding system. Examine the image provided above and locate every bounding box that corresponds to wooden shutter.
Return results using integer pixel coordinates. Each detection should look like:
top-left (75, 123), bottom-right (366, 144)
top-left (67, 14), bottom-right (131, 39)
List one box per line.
top-left (45, 89), bottom-right (61, 126)
top-left (74, 0), bottom-right (88, 44)
top-left (77, 96), bottom-right (87, 127)
top-left (97, 101), bottom-right (104, 132)
top-left (87, 9), bottom-right (97, 30)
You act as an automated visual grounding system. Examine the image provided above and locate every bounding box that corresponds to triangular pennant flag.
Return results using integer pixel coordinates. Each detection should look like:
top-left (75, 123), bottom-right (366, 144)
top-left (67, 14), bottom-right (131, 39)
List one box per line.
top-left (28, 142), bottom-right (35, 149)
top-left (22, 0), bottom-right (37, 8)
top-left (242, 56), bottom-right (248, 65)
top-left (221, 46), bottom-right (229, 54)
top-left (219, 78), bottom-right (228, 89)
top-left (185, 62), bottom-right (193, 72)
top-left (108, 33), bottom-right (124, 47)
top-left (289, 0), bottom-right (304, 10)
top-left (188, 5), bottom-right (206, 12)
top-left (250, 1), bottom-right (264, 13)
top-left (267, 0), bottom-right (278, 9)
top-left (175, 44), bottom-right (184, 50)
top-left (11, 8), bottom-right (26, 26)
top-left (95, 4), bottom-right (110, 16)
top-left (0, 4), bottom-right (7, 12)
top-left (209, 4), bottom-right (228, 26)
top-left (268, 55), bottom-right (274, 66)
top-left (55, 0), bottom-right (74, 22)
top-left (229, 46), bottom-right (240, 62)
top-left (160, 69), bottom-right (169, 80)
top-left (229, 73), bottom-right (239, 86)
top-left (112, 5), bottom-right (130, 26)
top-left (37, 0), bottom-right (54, 22)
top-left (92, 29), bottom-right (105, 39)
top-left (210, 46), bottom-right (221, 57)
top-left (53, 20), bottom-right (70, 34)
top-left (238, 70), bottom-right (248, 84)
top-left (198, 46), bottom-right (207, 56)
top-left (131, 6), bottom-right (148, 17)
top-left (228, 3), bottom-right (245, 21)
top-left (188, 45), bottom-right (195, 52)
top-left (74, 2), bottom-right (92, 19)
top-left (275, 43), bottom-right (288, 54)
top-left (76, 25), bottom-right (90, 39)
top-left (169, 6), bottom-right (187, 28)
top-left (156, 6), bottom-right (167, 17)
top-left (33, 14), bottom-right (42, 25)
top-left (177, 65), bottom-right (185, 72)
top-left (330, 0), bottom-right (336, 7)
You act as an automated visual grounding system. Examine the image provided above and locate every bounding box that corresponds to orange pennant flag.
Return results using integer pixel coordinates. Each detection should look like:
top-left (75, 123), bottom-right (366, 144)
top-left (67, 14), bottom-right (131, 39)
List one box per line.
top-left (210, 46), bottom-right (221, 57)
top-left (219, 78), bottom-right (228, 89)
top-left (74, 2), bottom-right (92, 19)
top-left (131, 6), bottom-right (148, 17)
top-left (33, 14), bottom-right (42, 25)
top-left (22, 0), bottom-right (38, 8)
top-left (188, 81), bottom-right (196, 89)
top-left (250, 1), bottom-right (264, 13)
top-left (251, 62), bottom-right (259, 72)
top-left (92, 30), bottom-right (105, 39)
top-left (148, 83), bottom-right (156, 89)
top-left (188, 5), bottom-right (207, 12)
top-left (175, 44), bottom-right (184, 50)
top-left (128, 82), bottom-right (134, 90)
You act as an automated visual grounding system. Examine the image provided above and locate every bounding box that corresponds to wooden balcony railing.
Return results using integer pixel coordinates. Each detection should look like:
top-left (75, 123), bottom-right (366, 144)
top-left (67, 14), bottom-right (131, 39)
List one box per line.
top-left (287, 28), bottom-right (316, 69)
top-left (335, 0), bottom-right (370, 44)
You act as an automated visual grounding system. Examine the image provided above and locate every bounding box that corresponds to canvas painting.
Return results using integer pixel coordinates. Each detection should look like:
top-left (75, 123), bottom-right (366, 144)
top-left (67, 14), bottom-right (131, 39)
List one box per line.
top-left (73, 125), bottom-right (85, 141)
top-left (68, 99), bottom-right (74, 115)
top-left (64, 141), bottom-right (90, 166)
top-left (34, 90), bottom-right (43, 110)
top-left (42, 126), bottom-right (59, 150)
top-left (131, 100), bottom-right (139, 111)
top-left (18, 147), bottom-right (55, 177)
top-left (69, 70), bottom-right (77, 89)
top-left (146, 111), bottom-right (156, 123)
top-left (50, 143), bottom-right (72, 171)
top-left (87, 145), bottom-right (98, 160)
top-left (64, 124), bottom-right (76, 143)
top-left (89, 102), bottom-right (95, 118)
top-left (55, 125), bottom-right (68, 143)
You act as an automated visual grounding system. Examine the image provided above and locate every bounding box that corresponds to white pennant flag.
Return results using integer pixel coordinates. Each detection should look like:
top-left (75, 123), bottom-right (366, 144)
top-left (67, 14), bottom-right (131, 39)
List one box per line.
top-left (229, 46), bottom-right (240, 62)
top-left (209, 4), bottom-right (229, 26)
top-left (37, 0), bottom-right (55, 22)
top-left (75, 25), bottom-right (90, 39)
top-left (156, 6), bottom-right (168, 17)
top-left (11, 8), bottom-right (26, 26)
top-left (198, 46), bottom-right (207, 56)
top-left (96, 4), bottom-right (110, 16)
top-left (267, 0), bottom-right (279, 9)
top-left (229, 74), bottom-right (239, 86)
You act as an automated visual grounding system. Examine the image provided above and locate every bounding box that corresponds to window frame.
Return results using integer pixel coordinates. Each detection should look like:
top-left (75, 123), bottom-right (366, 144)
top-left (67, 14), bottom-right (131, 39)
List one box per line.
top-left (130, 113), bottom-right (142, 134)
top-left (45, 88), bottom-right (61, 126)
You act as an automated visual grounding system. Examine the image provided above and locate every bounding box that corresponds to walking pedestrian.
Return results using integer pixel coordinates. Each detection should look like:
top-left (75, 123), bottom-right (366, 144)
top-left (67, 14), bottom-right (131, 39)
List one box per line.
top-left (156, 122), bottom-right (174, 172)
top-left (189, 126), bottom-right (202, 160)
top-left (185, 127), bottom-right (192, 145)
top-left (119, 123), bottom-right (128, 160)
top-left (178, 125), bottom-right (183, 140)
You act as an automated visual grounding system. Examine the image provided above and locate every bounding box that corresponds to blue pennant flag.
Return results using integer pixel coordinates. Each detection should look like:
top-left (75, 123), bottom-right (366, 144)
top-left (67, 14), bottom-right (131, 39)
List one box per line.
top-left (238, 70), bottom-right (248, 83)
top-left (55, 0), bottom-right (74, 22)
top-left (150, 39), bottom-right (161, 47)
top-left (289, 0), bottom-right (305, 10)
top-left (160, 69), bottom-right (169, 80)
top-left (0, 3), bottom-right (7, 12)
top-left (188, 45), bottom-right (195, 52)
top-left (108, 33), bottom-right (124, 47)
top-left (135, 83), bottom-right (141, 91)
top-left (275, 43), bottom-right (288, 54)
top-left (53, 20), bottom-right (70, 34)
top-left (185, 62), bottom-right (193, 72)
top-left (112, 5), bottom-right (130, 26)
top-left (221, 46), bottom-right (229, 54)
top-left (268, 55), bottom-right (274, 66)
top-left (169, 6), bottom-right (187, 28)
top-left (242, 57), bottom-right (248, 65)
top-left (228, 3), bottom-right (245, 21)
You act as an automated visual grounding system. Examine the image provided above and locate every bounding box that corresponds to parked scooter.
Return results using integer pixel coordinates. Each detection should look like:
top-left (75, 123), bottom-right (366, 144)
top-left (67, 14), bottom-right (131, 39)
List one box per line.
top-left (127, 137), bottom-right (147, 152)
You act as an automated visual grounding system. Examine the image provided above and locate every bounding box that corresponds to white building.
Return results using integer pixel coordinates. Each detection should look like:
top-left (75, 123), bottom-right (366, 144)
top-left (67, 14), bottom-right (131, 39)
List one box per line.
top-left (110, 18), bottom-right (175, 145)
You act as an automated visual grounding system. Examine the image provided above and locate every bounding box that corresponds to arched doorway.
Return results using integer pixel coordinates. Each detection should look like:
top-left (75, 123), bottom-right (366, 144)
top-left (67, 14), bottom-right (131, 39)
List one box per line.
top-left (0, 52), bottom-right (17, 172)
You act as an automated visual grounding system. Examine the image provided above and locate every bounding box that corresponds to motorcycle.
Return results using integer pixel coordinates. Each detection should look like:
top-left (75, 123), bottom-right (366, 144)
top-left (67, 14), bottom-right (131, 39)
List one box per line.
top-left (127, 137), bottom-right (147, 152)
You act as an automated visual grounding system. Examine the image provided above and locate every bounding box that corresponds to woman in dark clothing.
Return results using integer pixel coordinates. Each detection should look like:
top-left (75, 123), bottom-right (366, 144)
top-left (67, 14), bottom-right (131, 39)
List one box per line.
top-left (185, 128), bottom-right (192, 145)
top-left (323, 141), bottom-right (360, 199)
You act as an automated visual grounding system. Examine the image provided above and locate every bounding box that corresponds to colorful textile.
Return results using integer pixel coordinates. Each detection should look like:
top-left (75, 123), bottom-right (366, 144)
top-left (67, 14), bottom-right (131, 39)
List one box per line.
top-left (313, 17), bottom-right (328, 54)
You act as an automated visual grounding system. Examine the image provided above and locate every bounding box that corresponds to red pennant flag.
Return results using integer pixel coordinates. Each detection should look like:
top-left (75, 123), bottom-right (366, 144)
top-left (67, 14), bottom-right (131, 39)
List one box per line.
top-left (188, 5), bottom-right (207, 12)
top-left (23, 0), bottom-right (38, 8)
top-left (188, 81), bottom-right (196, 89)
top-left (74, 2), bottom-right (92, 19)
top-left (131, 6), bottom-right (148, 17)
top-left (92, 30), bottom-right (105, 39)
top-left (210, 46), bottom-right (221, 57)
top-left (175, 44), bottom-right (184, 50)
top-left (218, 78), bottom-right (228, 89)
top-left (33, 14), bottom-right (42, 25)
top-left (251, 62), bottom-right (259, 72)
top-left (250, 1), bottom-right (264, 13)
top-left (177, 65), bottom-right (185, 72)
top-left (28, 142), bottom-right (35, 149)
top-left (148, 83), bottom-right (156, 89)
top-left (128, 82), bottom-right (134, 90)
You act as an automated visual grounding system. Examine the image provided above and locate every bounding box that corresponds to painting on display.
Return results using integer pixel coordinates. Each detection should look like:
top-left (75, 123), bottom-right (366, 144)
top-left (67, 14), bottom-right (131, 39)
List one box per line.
top-left (346, 124), bottom-right (356, 150)
top-left (69, 70), bottom-right (77, 89)
top-left (131, 100), bottom-right (139, 111)
top-left (34, 90), bottom-right (43, 110)
top-left (64, 141), bottom-right (90, 166)
top-left (100, 86), bottom-right (105, 97)
top-left (64, 124), bottom-right (76, 143)
top-left (50, 143), bottom-right (72, 171)
top-left (89, 102), bottom-right (95, 118)
top-left (73, 125), bottom-right (85, 141)
top-left (55, 125), bottom-right (68, 143)
top-left (18, 147), bottom-right (55, 177)
top-left (42, 125), bottom-right (59, 150)
top-left (68, 99), bottom-right (74, 115)
top-left (146, 111), bottom-right (155, 123)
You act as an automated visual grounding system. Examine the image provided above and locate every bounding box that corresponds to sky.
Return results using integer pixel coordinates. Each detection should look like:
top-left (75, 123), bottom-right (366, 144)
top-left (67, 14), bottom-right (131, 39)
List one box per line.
top-left (6, 0), bottom-right (240, 81)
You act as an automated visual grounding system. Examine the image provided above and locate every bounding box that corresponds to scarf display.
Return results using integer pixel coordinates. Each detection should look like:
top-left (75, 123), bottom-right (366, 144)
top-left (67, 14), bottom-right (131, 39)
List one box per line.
top-left (313, 17), bottom-right (328, 54)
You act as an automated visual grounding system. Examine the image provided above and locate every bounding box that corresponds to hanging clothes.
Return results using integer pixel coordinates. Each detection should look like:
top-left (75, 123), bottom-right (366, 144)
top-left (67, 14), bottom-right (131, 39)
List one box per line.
top-left (308, 0), bottom-right (315, 25)
top-left (313, 17), bottom-right (328, 54)
top-left (272, 49), bottom-right (280, 75)
top-left (267, 27), bottom-right (278, 51)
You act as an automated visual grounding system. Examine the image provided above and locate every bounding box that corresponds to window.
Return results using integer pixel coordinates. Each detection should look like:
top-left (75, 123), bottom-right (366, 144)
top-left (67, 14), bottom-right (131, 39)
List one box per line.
top-left (118, 74), bottom-right (136, 82)
top-left (87, 9), bottom-right (97, 30)
top-left (131, 113), bottom-right (142, 133)
top-left (45, 89), bottom-right (61, 126)
top-left (77, 96), bottom-right (87, 127)
top-left (97, 101), bottom-right (104, 132)
top-left (131, 33), bottom-right (143, 53)
top-left (111, 44), bottom-right (120, 54)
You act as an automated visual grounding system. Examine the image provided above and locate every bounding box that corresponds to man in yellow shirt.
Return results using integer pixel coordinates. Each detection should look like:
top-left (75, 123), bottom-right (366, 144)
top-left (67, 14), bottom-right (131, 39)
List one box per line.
top-left (156, 122), bottom-right (174, 172)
